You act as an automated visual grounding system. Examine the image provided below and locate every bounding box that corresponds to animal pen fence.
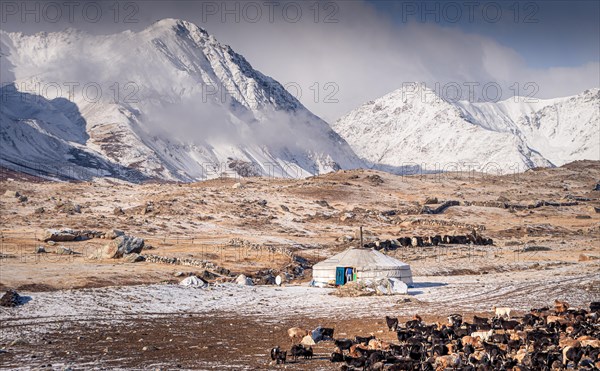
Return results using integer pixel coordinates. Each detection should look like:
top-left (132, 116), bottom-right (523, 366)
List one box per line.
top-left (0, 230), bottom-right (298, 267)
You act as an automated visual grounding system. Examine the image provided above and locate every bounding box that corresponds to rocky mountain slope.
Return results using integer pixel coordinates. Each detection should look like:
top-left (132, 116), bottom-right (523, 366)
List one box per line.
top-left (332, 83), bottom-right (599, 174)
top-left (0, 19), bottom-right (363, 181)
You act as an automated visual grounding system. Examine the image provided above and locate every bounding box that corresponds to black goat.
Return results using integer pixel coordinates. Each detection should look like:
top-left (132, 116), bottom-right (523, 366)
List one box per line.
top-left (385, 316), bottom-right (399, 331)
top-left (355, 335), bottom-right (375, 345)
top-left (334, 338), bottom-right (354, 351)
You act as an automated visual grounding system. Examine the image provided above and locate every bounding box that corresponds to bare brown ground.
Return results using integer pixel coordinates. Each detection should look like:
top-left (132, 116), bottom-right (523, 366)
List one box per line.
top-left (0, 161), bottom-right (599, 368)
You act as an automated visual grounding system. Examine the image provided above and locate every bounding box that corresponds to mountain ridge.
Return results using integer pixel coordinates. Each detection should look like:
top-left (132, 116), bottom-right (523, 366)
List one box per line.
top-left (333, 83), bottom-right (599, 174)
top-left (0, 19), bottom-right (363, 181)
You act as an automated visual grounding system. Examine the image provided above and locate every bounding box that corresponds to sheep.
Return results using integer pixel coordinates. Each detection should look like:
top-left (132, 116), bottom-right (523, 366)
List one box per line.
top-left (546, 315), bottom-right (565, 324)
top-left (434, 353), bottom-right (461, 371)
top-left (462, 335), bottom-right (482, 348)
top-left (555, 299), bottom-right (570, 314)
top-left (287, 327), bottom-right (309, 344)
top-left (367, 338), bottom-right (382, 350)
top-left (492, 306), bottom-right (511, 318)
top-left (471, 329), bottom-right (494, 342)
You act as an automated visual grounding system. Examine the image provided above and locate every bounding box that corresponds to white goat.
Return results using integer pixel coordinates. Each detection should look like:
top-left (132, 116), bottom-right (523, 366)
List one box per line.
top-left (493, 306), bottom-right (511, 318)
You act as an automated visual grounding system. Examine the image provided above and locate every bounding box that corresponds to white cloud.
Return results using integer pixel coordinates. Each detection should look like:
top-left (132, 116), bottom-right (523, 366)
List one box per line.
top-left (2, 0), bottom-right (598, 123)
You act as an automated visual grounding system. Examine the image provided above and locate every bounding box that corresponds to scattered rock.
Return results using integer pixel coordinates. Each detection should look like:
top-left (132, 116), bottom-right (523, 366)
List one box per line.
top-left (174, 271), bottom-right (186, 277)
top-left (104, 229), bottom-right (125, 240)
top-left (424, 197), bottom-right (438, 205)
top-left (594, 207), bottom-right (600, 214)
top-left (3, 190), bottom-right (20, 198)
top-left (0, 289), bottom-right (24, 307)
top-left (17, 195), bottom-right (28, 202)
top-left (365, 174), bottom-right (384, 185)
top-left (235, 274), bottom-right (254, 286)
top-left (142, 345), bottom-right (158, 351)
top-left (34, 207), bottom-right (45, 214)
top-left (34, 246), bottom-right (46, 254)
top-left (520, 245), bottom-right (552, 252)
top-left (340, 213), bottom-right (355, 222)
top-left (257, 200), bottom-right (268, 207)
top-left (138, 202), bottom-right (153, 215)
top-left (315, 200), bottom-right (331, 208)
top-left (56, 246), bottom-right (76, 255)
top-left (338, 235), bottom-right (354, 242)
top-left (200, 270), bottom-right (218, 280)
top-left (54, 201), bottom-right (81, 214)
top-left (353, 228), bottom-right (374, 241)
top-left (113, 207), bottom-right (125, 215)
top-left (232, 182), bottom-right (243, 189)
top-left (124, 253), bottom-right (145, 263)
top-left (280, 205), bottom-right (290, 212)
top-left (102, 235), bottom-right (145, 259)
top-left (594, 183), bottom-right (600, 191)
top-left (579, 254), bottom-right (600, 262)
top-left (227, 159), bottom-right (261, 177)
top-left (46, 240), bottom-right (56, 246)
top-left (42, 229), bottom-right (77, 242)
top-left (575, 215), bottom-right (592, 219)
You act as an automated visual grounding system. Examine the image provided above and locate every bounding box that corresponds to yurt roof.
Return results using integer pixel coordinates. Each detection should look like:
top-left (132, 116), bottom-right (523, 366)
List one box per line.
top-left (312, 248), bottom-right (410, 271)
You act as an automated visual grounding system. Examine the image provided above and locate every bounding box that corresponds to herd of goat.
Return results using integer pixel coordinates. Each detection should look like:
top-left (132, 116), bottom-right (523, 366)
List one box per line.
top-left (270, 300), bottom-right (600, 370)
top-left (364, 234), bottom-right (494, 251)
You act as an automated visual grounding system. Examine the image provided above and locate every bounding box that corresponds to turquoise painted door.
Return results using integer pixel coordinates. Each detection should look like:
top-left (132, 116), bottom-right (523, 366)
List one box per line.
top-left (335, 267), bottom-right (345, 285)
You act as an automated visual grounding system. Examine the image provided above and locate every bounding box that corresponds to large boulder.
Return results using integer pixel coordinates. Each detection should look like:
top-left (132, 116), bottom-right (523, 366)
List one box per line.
top-left (3, 190), bottom-right (20, 198)
top-left (179, 275), bottom-right (207, 287)
top-left (41, 229), bottom-right (77, 242)
top-left (104, 229), bottom-right (125, 240)
top-left (102, 235), bottom-right (145, 259)
top-left (124, 253), bottom-right (145, 263)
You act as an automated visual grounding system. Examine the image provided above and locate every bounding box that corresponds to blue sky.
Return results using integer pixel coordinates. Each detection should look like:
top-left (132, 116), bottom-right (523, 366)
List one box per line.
top-left (368, 0), bottom-right (600, 68)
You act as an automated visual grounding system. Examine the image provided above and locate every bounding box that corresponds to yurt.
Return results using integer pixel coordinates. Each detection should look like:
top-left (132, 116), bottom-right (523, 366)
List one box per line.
top-left (312, 248), bottom-right (413, 286)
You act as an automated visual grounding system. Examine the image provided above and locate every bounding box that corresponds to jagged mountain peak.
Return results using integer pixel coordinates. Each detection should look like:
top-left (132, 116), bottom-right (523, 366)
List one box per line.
top-left (0, 23), bottom-right (363, 181)
top-left (333, 87), bottom-right (599, 173)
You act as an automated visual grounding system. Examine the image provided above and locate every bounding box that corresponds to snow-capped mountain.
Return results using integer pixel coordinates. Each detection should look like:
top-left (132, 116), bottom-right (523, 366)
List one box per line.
top-left (0, 19), bottom-right (363, 181)
top-left (332, 83), bottom-right (599, 174)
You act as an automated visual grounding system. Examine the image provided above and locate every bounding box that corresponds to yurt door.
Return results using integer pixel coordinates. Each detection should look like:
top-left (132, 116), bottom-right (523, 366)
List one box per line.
top-left (335, 267), bottom-right (345, 285)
